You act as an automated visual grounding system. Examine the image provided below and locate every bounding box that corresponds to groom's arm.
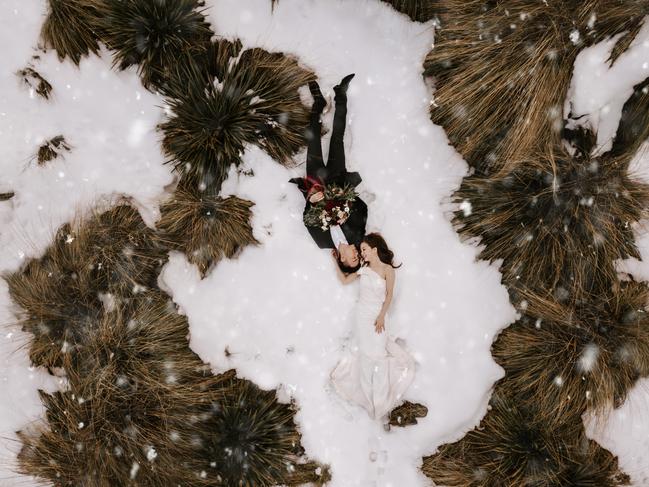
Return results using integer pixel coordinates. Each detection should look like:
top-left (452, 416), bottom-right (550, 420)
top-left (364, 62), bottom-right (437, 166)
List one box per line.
top-left (331, 250), bottom-right (359, 284)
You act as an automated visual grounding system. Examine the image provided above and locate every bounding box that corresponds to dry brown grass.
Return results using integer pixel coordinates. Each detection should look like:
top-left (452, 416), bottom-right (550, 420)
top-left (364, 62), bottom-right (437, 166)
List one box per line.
top-left (17, 291), bottom-right (329, 486)
top-left (4, 204), bottom-right (166, 369)
top-left (421, 386), bottom-right (630, 486)
top-left (40, 0), bottom-right (103, 66)
top-left (159, 38), bottom-right (315, 193)
top-left (610, 76), bottom-right (649, 164)
top-left (425, 0), bottom-right (649, 176)
top-left (16, 67), bottom-right (53, 99)
top-left (156, 184), bottom-right (258, 277)
top-left (492, 279), bottom-right (649, 428)
top-left (451, 133), bottom-right (649, 306)
top-left (36, 135), bottom-right (71, 165)
top-left (97, 0), bottom-right (213, 91)
top-left (380, 0), bottom-right (438, 22)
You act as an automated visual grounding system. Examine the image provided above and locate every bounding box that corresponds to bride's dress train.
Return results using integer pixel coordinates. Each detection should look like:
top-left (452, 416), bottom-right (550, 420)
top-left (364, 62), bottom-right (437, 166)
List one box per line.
top-left (330, 266), bottom-right (416, 420)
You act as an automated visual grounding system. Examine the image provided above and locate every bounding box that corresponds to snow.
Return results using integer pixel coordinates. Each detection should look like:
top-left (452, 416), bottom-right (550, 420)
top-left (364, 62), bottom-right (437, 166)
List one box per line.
top-left (566, 20), bottom-right (649, 154)
top-left (0, 0), bottom-right (647, 486)
top-left (567, 14), bottom-right (649, 486)
top-left (160, 0), bottom-right (510, 485)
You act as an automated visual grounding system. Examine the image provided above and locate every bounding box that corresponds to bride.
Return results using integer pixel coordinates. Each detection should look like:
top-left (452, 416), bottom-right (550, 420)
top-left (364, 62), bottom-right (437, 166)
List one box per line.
top-left (329, 233), bottom-right (416, 422)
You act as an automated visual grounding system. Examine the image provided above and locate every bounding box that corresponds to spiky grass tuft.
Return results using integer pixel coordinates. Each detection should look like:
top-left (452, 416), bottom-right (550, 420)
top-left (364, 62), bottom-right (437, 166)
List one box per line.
top-left (421, 387), bottom-right (629, 486)
top-left (156, 185), bottom-right (258, 277)
top-left (36, 135), bottom-right (71, 165)
top-left (16, 292), bottom-right (236, 485)
top-left (204, 373), bottom-right (328, 486)
top-left (610, 76), bottom-right (649, 163)
top-left (452, 136), bottom-right (649, 305)
top-left (16, 67), bottom-right (53, 100)
top-left (380, 0), bottom-right (438, 22)
top-left (98, 0), bottom-right (213, 90)
top-left (493, 279), bottom-right (649, 425)
top-left (40, 0), bottom-right (103, 66)
top-left (159, 39), bottom-right (315, 192)
top-left (425, 0), bottom-right (648, 176)
top-left (4, 204), bottom-right (166, 369)
top-left (16, 291), bottom-right (329, 486)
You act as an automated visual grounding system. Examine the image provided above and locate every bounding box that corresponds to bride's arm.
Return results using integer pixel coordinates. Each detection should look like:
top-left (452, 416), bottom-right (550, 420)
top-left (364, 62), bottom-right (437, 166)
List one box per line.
top-left (332, 250), bottom-right (359, 284)
top-left (375, 267), bottom-right (395, 333)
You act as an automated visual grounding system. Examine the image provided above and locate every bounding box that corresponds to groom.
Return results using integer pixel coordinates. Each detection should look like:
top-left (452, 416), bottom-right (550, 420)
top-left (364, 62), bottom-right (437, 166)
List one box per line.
top-left (290, 74), bottom-right (367, 273)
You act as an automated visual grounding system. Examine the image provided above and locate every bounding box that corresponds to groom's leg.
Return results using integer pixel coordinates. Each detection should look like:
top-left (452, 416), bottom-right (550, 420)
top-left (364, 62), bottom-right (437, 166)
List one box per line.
top-left (326, 93), bottom-right (347, 179)
top-left (306, 83), bottom-right (327, 181)
top-left (327, 74), bottom-right (354, 178)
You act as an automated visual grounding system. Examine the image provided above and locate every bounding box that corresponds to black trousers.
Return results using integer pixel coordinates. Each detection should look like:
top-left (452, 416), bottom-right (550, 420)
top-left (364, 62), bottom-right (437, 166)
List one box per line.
top-left (306, 93), bottom-right (348, 184)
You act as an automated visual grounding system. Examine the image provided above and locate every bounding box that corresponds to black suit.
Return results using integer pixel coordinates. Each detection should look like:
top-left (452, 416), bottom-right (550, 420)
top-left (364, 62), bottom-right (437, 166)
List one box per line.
top-left (290, 87), bottom-right (367, 248)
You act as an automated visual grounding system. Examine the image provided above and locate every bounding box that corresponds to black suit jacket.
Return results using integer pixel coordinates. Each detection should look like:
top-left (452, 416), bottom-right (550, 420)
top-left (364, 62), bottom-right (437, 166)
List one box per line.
top-left (290, 170), bottom-right (367, 249)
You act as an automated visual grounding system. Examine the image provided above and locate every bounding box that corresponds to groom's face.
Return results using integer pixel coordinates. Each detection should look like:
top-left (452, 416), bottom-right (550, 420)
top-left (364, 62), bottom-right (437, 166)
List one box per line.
top-left (339, 244), bottom-right (359, 267)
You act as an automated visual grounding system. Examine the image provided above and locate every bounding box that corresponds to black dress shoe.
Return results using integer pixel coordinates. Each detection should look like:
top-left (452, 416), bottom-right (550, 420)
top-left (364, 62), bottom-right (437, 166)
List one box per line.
top-left (333, 73), bottom-right (355, 97)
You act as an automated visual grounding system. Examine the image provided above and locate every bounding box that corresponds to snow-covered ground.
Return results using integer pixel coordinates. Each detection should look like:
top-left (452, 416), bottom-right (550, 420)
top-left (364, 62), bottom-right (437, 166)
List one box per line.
top-left (1, 0), bottom-right (648, 486)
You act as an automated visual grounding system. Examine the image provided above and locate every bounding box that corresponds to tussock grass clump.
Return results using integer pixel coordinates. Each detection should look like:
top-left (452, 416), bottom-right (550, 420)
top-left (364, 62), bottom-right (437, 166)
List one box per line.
top-left (157, 185), bottom-right (258, 277)
top-left (17, 292), bottom-right (329, 486)
top-left (204, 372), bottom-right (331, 486)
top-left (36, 135), bottom-right (71, 165)
top-left (421, 388), bottom-right (629, 486)
top-left (98, 0), bottom-right (213, 90)
top-left (610, 76), bottom-right (649, 162)
top-left (452, 136), bottom-right (649, 305)
top-left (16, 67), bottom-right (53, 99)
top-left (425, 0), bottom-right (649, 176)
top-left (4, 204), bottom-right (166, 369)
top-left (40, 0), bottom-right (103, 66)
top-left (17, 293), bottom-right (235, 486)
top-left (380, 0), bottom-right (438, 22)
top-left (493, 279), bottom-right (649, 424)
top-left (0, 192), bottom-right (14, 201)
top-left (159, 38), bottom-right (315, 192)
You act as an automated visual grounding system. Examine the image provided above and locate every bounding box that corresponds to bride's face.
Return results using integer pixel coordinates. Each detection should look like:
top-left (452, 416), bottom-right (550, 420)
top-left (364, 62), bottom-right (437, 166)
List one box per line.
top-left (360, 242), bottom-right (375, 262)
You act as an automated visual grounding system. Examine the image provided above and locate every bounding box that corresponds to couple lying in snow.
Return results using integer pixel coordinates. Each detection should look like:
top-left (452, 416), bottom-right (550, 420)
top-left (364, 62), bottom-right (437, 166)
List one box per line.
top-left (290, 74), bottom-right (416, 422)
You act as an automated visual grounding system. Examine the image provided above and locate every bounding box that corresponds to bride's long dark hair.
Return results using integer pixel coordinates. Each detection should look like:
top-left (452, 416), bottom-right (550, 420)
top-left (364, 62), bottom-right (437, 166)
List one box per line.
top-left (362, 233), bottom-right (402, 268)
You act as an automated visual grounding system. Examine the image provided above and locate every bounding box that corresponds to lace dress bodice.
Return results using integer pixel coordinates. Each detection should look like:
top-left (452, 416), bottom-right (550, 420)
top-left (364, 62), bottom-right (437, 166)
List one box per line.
top-left (357, 265), bottom-right (386, 310)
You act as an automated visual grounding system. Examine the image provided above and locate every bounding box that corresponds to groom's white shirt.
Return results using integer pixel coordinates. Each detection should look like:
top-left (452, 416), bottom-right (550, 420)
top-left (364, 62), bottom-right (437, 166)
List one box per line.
top-left (330, 224), bottom-right (348, 248)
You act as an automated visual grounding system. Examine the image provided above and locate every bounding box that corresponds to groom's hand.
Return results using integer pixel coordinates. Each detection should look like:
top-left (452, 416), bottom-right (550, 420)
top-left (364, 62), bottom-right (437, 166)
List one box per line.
top-left (308, 190), bottom-right (324, 203)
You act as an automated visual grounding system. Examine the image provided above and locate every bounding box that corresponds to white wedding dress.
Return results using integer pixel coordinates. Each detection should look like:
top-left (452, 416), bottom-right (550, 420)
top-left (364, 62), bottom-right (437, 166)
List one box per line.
top-left (330, 265), bottom-right (416, 420)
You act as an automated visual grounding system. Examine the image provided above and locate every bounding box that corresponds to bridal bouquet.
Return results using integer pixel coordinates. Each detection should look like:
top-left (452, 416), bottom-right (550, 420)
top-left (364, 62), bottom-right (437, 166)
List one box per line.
top-left (303, 183), bottom-right (358, 231)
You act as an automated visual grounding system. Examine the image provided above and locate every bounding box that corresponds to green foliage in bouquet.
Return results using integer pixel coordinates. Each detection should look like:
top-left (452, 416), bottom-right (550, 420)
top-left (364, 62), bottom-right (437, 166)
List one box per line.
top-left (303, 183), bottom-right (358, 230)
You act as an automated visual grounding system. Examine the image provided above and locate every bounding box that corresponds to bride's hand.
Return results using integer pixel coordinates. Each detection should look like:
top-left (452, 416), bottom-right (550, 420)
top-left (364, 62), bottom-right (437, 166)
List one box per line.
top-left (375, 315), bottom-right (385, 333)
